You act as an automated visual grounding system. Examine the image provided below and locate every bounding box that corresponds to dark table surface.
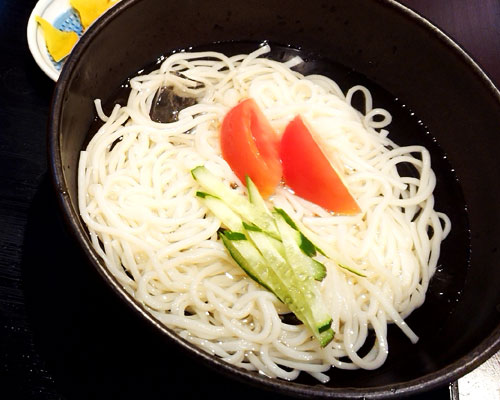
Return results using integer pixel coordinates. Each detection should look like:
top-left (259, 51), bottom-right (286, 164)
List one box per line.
top-left (1, 1), bottom-right (499, 399)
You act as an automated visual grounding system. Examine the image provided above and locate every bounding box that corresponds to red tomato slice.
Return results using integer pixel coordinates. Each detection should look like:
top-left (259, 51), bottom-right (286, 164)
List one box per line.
top-left (280, 116), bottom-right (360, 214)
top-left (220, 99), bottom-right (282, 198)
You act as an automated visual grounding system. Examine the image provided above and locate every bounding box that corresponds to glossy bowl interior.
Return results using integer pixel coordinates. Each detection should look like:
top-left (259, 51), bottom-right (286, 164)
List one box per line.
top-left (49, 0), bottom-right (500, 398)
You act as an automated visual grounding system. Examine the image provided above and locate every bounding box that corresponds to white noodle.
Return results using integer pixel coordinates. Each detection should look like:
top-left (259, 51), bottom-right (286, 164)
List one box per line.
top-left (78, 45), bottom-right (450, 382)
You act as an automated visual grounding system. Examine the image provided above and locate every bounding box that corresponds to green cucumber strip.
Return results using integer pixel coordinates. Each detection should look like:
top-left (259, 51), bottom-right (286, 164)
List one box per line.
top-left (196, 191), bottom-right (243, 232)
top-left (288, 228), bottom-right (326, 281)
top-left (240, 184), bottom-right (288, 257)
top-left (245, 177), bottom-right (291, 259)
top-left (338, 263), bottom-right (366, 277)
top-left (273, 213), bottom-right (333, 334)
top-left (274, 207), bottom-right (314, 257)
top-left (297, 233), bottom-right (317, 257)
top-left (242, 222), bottom-right (262, 232)
top-left (197, 175), bottom-right (321, 276)
top-left (244, 227), bottom-right (332, 346)
top-left (191, 166), bottom-right (279, 239)
top-left (243, 228), bottom-right (311, 326)
top-left (221, 231), bottom-right (306, 321)
top-left (224, 231), bottom-right (246, 240)
top-left (318, 328), bottom-right (335, 347)
top-left (223, 227), bottom-right (334, 346)
top-left (274, 207), bottom-right (324, 256)
top-left (273, 207), bottom-right (299, 230)
top-left (219, 232), bottom-right (276, 296)
top-left (244, 229), bottom-right (297, 286)
top-left (268, 235), bottom-right (287, 259)
top-left (262, 212), bottom-right (326, 281)
top-left (246, 175), bottom-right (272, 217)
top-left (273, 207), bottom-right (320, 259)
top-left (195, 191), bottom-right (213, 199)
top-left (274, 207), bottom-right (366, 277)
top-left (311, 259), bottom-right (327, 281)
top-left (198, 189), bottom-right (320, 313)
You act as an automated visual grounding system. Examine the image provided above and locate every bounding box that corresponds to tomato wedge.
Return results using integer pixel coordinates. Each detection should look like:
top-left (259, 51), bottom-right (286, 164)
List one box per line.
top-left (220, 99), bottom-right (282, 198)
top-left (280, 116), bottom-right (360, 214)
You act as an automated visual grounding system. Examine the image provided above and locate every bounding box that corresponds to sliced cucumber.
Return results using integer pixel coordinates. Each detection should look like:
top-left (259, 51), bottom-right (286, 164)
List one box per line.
top-left (274, 207), bottom-right (365, 278)
top-left (191, 166), bottom-right (279, 238)
top-left (223, 231), bottom-right (246, 240)
top-left (317, 327), bottom-right (335, 347)
top-left (243, 228), bottom-right (297, 287)
top-left (246, 175), bottom-right (273, 218)
top-left (191, 167), bottom-right (341, 346)
top-left (219, 231), bottom-right (279, 298)
top-left (196, 191), bottom-right (243, 231)
top-left (244, 225), bottom-right (333, 345)
top-left (221, 230), bottom-right (309, 329)
top-left (245, 180), bottom-right (325, 280)
top-left (289, 228), bottom-right (327, 281)
top-left (274, 207), bottom-right (325, 256)
top-left (311, 259), bottom-right (327, 281)
top-left (273, 212), bottom-right (333, 334)
top-left (337, 263), bottom-right (366, 277)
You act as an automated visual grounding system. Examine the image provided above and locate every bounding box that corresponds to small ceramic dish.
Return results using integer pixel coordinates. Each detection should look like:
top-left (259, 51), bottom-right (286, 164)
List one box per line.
top-left (27, 0), bottom-right (84, 81)
top-left (27, 0), bottom-right (119, 81)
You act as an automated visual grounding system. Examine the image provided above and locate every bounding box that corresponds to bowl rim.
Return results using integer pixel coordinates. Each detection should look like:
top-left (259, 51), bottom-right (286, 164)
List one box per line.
top-left (48, 0), bottom-right (500, 397)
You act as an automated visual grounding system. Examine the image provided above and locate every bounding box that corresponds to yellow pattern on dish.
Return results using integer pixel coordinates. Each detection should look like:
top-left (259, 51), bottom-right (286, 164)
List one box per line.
top-left (35, 16), bottom-right (78, 62)
top-left (70, 0), bottom-right (118, 30)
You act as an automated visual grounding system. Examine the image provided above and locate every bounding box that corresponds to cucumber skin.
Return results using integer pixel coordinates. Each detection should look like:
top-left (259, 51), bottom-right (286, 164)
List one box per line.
top-left (224, 228), bottom-right (334, 346)
top-left (290, 229), bottom-right (326, 281)
top-left (246, 175), bottom-right (273, 218)
top-left (273, 213), bottom-right (333, 333)
top-left (224, 231), bottom-right (246, 241)
top-left (244, 227), bottom-right (333, 345)
top-left (196, 191), bottom-right (243, 231)
top-left (191, 166), bottom-right (280, 238)
top-left (275, 207), bottom-right (366, 277)
top-left (245, 183), bottom-right (327, 282)
top-left (274, 207), bottom-right (325, 256)
top-left (219, 232), bottom-right (277, 297)
top-left (312, 259), bottom-right (327, 281)
top-left (318, 328), bottom-right (335, 347)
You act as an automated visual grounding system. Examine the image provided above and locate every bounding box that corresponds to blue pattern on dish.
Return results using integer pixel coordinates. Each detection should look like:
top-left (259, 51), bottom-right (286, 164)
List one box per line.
top-left (48, 9), bottom-right (83, 70)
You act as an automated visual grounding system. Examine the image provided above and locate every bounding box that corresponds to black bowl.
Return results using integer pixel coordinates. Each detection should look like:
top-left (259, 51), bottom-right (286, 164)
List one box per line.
top-left (48, 0), bottom-right (500, 398)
